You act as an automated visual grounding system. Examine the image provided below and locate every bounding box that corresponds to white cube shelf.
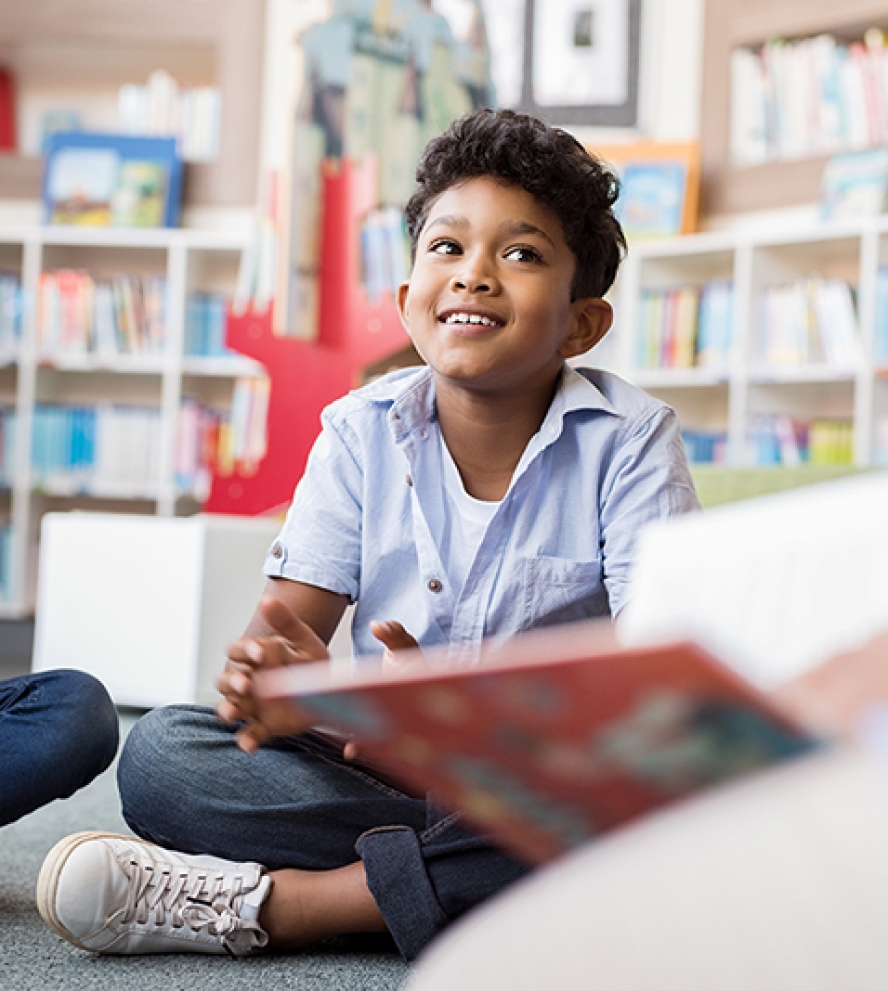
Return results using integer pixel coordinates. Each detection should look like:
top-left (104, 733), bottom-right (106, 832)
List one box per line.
top-left (32, 512), bottom-right (281, 708)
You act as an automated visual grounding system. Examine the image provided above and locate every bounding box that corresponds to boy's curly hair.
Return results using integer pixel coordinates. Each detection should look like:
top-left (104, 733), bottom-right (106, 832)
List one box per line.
top-left (404, 108), bottom-right (626, 300)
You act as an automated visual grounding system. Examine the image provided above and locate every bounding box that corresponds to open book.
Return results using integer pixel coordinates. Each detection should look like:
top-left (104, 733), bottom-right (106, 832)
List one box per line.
top-left (259, 621), bottom-right (816, 865)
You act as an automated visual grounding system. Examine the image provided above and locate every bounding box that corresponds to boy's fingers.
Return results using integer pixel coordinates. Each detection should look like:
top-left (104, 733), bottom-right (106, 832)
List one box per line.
top-left (257, 596), bottom-right (330, 662)
top-left (369, 619), bottom-right (419, 653)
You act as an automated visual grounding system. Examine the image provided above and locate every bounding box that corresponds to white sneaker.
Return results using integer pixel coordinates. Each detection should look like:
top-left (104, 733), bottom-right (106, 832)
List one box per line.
top-left (36, 831), bottom-right (271, 956)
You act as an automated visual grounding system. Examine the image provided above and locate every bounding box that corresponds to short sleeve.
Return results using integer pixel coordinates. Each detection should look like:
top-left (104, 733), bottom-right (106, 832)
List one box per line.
top-left (263, 411), bottom-right (365, 601)
top-left (599, 406), bottom-right (700, 617)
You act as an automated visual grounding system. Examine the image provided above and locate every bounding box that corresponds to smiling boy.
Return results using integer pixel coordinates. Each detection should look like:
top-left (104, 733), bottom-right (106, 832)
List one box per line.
top-left (37, 109), bottom-right (699, 962)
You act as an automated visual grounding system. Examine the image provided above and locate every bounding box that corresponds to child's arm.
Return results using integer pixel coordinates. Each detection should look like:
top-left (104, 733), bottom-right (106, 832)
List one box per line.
top-left (217, 580), bottom-right (348, 753)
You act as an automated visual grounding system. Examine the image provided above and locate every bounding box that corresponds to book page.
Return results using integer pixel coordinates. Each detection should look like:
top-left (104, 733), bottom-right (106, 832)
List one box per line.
top-left (619, 472), bottom-right (888, 687)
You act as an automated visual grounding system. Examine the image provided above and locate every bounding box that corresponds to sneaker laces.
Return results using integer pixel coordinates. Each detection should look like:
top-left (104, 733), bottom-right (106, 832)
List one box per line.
top-left (118, 842), bottom-right (269, 953)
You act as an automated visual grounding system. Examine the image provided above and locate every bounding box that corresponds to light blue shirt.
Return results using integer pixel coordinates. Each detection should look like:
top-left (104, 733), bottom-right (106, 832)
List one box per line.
top-left (264, 364), bottom-right (700, 663)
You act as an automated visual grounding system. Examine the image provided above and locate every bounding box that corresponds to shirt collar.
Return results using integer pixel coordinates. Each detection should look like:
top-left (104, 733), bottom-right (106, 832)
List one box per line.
top-left (361, 363), bottom-right (620, 439)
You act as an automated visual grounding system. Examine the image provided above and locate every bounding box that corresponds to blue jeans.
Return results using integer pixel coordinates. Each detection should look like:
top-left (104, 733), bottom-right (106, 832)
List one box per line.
top-left (0, 669), bottom-right (119, 826)
top-left (118, 705), bottom-right (530, 960)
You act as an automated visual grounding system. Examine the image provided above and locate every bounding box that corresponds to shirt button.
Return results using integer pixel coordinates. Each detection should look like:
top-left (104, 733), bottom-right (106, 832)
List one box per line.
top-left (427, 578), bottom-right (443, 593)
top-left (271, 541), bottom-right (283, 559)
top-left (406, 474), bottom-right (413, 487)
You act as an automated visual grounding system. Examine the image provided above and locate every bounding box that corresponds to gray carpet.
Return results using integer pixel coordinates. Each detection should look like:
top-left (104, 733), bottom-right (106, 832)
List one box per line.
top-left (0, 623), bottom-right (409, 990)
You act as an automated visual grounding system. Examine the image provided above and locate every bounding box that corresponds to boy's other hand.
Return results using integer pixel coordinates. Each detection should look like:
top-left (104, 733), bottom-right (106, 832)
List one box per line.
top-left (774, 629), bottom-right (888, 740)
top-left (217, 594), bottom-right (330, 753)
top-left (369, 619), bottom-right (422, 674)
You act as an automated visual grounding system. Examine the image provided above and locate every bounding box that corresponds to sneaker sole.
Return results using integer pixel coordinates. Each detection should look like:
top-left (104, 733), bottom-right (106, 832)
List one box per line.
top-left (36, 830), bottom-right (139, 950)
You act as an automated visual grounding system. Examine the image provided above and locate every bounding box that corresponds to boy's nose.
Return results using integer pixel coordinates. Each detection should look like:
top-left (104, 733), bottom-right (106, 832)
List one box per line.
top-left (449, 258), bottom-right (499, 294)
top-left (451, 274), bottom-right (492, 293)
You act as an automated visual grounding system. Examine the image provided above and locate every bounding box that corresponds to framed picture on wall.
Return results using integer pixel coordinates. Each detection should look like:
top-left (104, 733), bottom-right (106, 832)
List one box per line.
top-left (483, 0), bottom-right (642, 127)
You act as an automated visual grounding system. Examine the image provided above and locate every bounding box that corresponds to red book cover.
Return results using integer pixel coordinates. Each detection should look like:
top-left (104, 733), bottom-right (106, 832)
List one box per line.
top-left (259, 620), bottom-right (817, 864)
top-left (0, 68), bottom-right (16, 151)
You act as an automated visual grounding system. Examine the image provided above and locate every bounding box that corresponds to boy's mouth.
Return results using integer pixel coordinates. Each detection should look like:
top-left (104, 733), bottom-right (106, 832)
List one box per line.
top-left (437, 307), bottom-right (505, 328)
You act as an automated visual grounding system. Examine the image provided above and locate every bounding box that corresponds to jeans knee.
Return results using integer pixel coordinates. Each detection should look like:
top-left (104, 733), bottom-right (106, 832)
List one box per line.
top-left (50, 669), bottom-right (119, 778)
top-left (118, 704), bottom-right (215, 838)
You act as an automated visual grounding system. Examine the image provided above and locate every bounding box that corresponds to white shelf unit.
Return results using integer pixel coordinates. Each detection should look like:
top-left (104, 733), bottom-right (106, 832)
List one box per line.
top-left (0, 225), bottom-right (261, 618)
top-left (604, 217), bottom-right (888, 469)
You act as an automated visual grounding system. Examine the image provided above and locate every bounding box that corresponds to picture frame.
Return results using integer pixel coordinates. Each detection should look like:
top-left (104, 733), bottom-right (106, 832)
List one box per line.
top-left (42, 132), bottom-right (184, 228)
top-left (511, 0), bottom-right (643, 127)
top-left (589, 141), bottom-right (701, 238)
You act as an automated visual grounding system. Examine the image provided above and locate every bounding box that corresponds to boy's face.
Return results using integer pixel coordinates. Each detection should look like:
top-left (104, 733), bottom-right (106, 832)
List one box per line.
top-left (397, 177), bottom-right (611, 397)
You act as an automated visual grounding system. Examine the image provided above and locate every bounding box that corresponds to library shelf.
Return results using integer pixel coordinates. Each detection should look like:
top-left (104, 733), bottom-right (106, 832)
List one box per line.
top-left (0, 224), bottom-right (257, 617)
top-left (604, 214), bottom-right (888, 470)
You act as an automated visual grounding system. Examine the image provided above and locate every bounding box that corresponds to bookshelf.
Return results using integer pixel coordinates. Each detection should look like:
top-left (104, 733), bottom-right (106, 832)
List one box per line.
top-left (700, 0), bottom-right (888, 218)
top-left (0, 225), bottom-right (259, 617)
top-left (605, 216), bottom-right (888, 469)
top-left (0, 0), bottom-right (265, 208)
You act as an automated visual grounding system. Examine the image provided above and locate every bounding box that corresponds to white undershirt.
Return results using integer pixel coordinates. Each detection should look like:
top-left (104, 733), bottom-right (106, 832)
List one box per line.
top-left (441, 436), bottom-right (501, 591)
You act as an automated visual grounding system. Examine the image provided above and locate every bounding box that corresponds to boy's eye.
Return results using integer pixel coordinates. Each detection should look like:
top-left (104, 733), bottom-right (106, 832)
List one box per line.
top-left (429, 239), bottom-right (461, 255)
top-left (504, 246), bottom-right (542, 263)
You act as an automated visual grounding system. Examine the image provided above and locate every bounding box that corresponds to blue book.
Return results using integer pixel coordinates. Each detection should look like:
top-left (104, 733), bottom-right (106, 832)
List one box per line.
top-left (43, 131), bottom-right (183, 228)
top-left (616, 161), bottom-right (687, 239)
top-left (875, 267), bottom-right (888, 363)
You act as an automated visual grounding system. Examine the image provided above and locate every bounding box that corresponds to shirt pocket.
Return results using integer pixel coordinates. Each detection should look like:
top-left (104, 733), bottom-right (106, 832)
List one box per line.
top-left (522, 555), bottom-right (608, 629)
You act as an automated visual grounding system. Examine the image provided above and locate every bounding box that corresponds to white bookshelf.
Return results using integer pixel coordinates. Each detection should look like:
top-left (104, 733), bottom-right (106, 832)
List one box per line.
top-left (0, 225), bottom-right (260, 617)
top-left (591, 216), bottom-right (888, 470)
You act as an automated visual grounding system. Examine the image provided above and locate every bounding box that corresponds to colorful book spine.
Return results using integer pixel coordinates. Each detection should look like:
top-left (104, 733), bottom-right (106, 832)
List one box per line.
top-left (31, 404), bottom-right (162, 496)
top-left (756, 276), bottom-right (861, 368)
top-left (37, 270), bottom-right (169, 358)
top-left (748, 415), bottom-right (854, 465)
top-left (184, 291), bottom-right (231, 357)
top-left (635, 280), bottom-right (733, 371)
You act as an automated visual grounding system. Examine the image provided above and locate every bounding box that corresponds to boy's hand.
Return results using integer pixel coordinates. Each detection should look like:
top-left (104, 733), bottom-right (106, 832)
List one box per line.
top-left (343, 620), bottom-right (423, 761)
top-left (774, 630), bottom-right (888, 739)
top-left (217, 594), bottom-right (330, 753)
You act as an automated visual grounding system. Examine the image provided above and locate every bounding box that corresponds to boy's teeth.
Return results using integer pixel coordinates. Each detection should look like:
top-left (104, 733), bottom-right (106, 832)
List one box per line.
top-left (445, 313), bottom-right (497, 325)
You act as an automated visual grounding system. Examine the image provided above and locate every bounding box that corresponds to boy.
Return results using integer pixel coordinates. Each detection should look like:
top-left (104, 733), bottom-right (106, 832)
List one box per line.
top-left (36, 109), bottom-right (699, 961)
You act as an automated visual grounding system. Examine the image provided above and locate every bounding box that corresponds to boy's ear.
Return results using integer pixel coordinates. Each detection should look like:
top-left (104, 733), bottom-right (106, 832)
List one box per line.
top-left (559, 297), bottom-right (613, 359)
top-left (396, 282), bottom-right (411, 333)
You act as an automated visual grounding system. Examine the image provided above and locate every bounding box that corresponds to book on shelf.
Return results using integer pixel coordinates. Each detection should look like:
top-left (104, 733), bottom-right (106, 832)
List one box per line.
top-left (118, 70), bottom-right (221, 163)
top-left (0, 67), bottom-right (16, 152)
top-left (747, 415), bottom-right (853, 467)
top-left (682, 429), bottom-right (727, 465)
top-left (636, 280), bottom-right (735, 372)
top-left (695, 280), bottom-right (734, 369)
top-left (37, 270), bottom-right (168, 359)
top-left (730, 29), bottom-right (888, 168)
top-left (876, 266), bottom-right (888, 363)
top-left (0, 272), bottom-right (22, 358)
top-left (0, 408), bottom-right (15, 487)
top-left (31, 404), bottom-right (162, 497)
top-left (820, 147), bottom-right (888, 221)
top-left (42, 132), bottom-right (183, 228)
top-left (260, 620), bottom-right (816, 865)
top-left (592, 141), bottom-right (700, 238)
top-left (185, 292), bottom-right (231, 358)
top-left (756, 276), bottom-right (861, 369)
top-left (615, 161), bottom-right (688, 240)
